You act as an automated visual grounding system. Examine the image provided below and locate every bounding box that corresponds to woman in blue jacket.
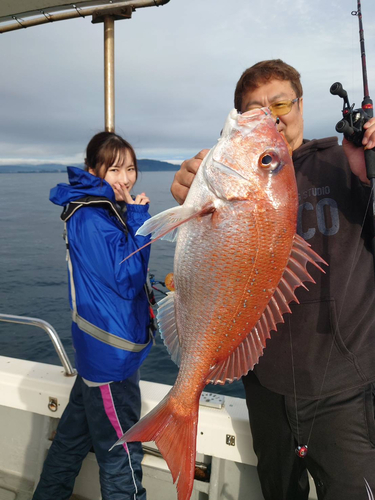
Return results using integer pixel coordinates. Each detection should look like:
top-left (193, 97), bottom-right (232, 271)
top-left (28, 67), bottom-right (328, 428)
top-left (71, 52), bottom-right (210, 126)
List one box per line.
top-left (33, 132), bottom-right (153, 500)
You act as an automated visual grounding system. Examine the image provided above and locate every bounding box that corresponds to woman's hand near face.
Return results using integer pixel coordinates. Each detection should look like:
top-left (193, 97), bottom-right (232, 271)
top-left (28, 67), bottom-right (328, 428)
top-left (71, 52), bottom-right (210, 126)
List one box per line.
top-left (131, 192), bottom-right (150, 205)
top-left (113, 182), bottom-right (150, 205)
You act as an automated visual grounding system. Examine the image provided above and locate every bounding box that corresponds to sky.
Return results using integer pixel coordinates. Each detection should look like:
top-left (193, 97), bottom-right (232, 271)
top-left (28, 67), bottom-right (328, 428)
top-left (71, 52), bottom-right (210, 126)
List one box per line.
top-left (1, 0), bottom-right (375, 166)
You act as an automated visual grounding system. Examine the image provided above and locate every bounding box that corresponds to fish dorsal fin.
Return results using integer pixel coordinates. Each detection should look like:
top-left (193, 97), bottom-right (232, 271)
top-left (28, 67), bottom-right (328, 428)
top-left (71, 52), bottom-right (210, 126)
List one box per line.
top-left (206, 234), bottom-right (327, 385)
top-left (157, 291), bottom-right (182, 367)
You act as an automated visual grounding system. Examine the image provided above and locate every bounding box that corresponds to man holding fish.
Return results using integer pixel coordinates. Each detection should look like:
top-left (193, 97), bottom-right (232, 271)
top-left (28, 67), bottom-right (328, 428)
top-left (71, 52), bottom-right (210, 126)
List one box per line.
top-left (171, 60), bottom-right (375, 500)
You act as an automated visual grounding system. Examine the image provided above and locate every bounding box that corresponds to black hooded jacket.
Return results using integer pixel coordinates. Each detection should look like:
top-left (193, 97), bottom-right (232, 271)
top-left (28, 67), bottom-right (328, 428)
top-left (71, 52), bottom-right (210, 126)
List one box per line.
top-left (253, 137), bottom-right (375, 399)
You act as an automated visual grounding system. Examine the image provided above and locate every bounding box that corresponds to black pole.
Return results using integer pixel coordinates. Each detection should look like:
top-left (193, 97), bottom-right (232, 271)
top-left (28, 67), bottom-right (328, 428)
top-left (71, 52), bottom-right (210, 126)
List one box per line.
top-left (356, 0), bottom-right (371, 102)
top-left (352, 2), bottom-right (375, 267)
top-left (352, 1), bottom-right (373, 116)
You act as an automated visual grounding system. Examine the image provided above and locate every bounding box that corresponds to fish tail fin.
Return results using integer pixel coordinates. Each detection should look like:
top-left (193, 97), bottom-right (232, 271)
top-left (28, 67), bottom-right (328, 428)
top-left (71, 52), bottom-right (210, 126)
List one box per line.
top-left (112, 392), bottom-right (199, 500)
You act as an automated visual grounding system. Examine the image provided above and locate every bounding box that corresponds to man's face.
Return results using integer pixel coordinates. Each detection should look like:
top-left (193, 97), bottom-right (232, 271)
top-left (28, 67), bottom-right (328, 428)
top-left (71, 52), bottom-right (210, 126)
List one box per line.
top-left (240, 79), bottom-right (304, 151)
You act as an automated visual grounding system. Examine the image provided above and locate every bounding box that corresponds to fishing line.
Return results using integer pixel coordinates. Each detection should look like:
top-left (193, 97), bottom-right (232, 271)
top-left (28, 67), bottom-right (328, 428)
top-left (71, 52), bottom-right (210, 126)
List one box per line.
top-left (72, 5), bottom-right (85, 18)
top-left (288, 316), bottom-right (300, 445)
top-left (12, 16), bottom-right (26, 29)
top-left (291, 184), bottom-right (374, 454)
top-left (40, 11), bottom-right (52, 22)
top-left (352, 11), bottom-right (356, 94)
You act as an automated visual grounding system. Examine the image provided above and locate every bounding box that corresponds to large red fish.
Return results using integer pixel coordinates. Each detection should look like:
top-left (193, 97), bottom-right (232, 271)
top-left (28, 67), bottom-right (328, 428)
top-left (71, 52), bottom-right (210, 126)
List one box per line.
top-left (114, 108), bottom-right (326, 500)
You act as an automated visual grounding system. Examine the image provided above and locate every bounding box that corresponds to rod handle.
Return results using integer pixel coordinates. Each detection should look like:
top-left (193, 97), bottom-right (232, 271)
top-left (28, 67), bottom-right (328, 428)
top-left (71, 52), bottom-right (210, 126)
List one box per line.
top-left (365, 149), bottom-right (375, 180)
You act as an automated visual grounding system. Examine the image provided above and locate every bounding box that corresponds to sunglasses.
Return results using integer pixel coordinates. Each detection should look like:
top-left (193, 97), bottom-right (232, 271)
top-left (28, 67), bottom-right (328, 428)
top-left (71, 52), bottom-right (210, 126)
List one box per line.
top-left (269, 98), bottom-right (299, 117)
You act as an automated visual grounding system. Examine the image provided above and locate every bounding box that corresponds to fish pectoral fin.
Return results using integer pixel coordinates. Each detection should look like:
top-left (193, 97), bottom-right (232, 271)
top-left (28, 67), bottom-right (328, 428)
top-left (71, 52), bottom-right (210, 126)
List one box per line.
top-left (136, 203), bottom-right (215, 243)
top-left (206, 234), bottom-right (328, 385)
top-left (157, 291), bottom-right (181, 366)
top-left (120, 203), bottom-right (215, 264)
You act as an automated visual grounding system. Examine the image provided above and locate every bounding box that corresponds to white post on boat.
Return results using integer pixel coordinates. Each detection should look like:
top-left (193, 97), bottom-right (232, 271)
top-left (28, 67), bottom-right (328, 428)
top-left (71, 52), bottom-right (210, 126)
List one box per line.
top-left (104, 15), bottom-right (115, 132)
top-left (92, 6), bottom-right (133, 133)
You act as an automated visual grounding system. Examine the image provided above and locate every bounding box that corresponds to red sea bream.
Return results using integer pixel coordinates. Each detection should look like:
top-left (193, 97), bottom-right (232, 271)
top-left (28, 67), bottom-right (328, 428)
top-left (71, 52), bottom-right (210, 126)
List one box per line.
top-left (114, 108), bottom-right (326, 500)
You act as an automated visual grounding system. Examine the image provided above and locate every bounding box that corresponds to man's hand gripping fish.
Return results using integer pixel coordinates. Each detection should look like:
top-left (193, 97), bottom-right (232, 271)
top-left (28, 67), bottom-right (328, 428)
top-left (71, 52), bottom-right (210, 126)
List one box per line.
top-left (113, 108), bottom-right (327, 500)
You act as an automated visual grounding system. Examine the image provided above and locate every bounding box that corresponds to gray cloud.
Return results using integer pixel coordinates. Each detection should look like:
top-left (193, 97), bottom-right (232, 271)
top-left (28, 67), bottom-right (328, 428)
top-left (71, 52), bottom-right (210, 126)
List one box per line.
top-left (0, 0), bottom-right (374, 164)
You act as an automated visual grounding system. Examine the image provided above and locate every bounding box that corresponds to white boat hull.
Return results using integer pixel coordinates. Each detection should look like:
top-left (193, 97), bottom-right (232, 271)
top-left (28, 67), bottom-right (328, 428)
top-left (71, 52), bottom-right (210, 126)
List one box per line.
top-left (0, 355), bottom-right (317, 499)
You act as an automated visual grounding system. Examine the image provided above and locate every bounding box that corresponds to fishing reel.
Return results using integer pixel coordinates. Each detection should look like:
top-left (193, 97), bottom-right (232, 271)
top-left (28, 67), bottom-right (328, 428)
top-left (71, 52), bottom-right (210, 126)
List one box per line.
top-left (330, 82), bottom-right (372, 147)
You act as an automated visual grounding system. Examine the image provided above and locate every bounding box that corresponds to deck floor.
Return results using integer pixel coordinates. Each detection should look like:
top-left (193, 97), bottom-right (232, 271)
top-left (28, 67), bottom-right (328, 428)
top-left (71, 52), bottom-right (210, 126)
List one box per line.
top-left (0, 475), bottom-right (86, 500)
top-left (0, 472), bottom-right (32, 500)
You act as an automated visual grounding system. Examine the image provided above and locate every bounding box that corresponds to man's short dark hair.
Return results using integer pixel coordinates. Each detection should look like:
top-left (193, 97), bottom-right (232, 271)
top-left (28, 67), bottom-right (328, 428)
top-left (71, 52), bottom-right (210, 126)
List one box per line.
top-left (234, 59), bottom-right (303, 111)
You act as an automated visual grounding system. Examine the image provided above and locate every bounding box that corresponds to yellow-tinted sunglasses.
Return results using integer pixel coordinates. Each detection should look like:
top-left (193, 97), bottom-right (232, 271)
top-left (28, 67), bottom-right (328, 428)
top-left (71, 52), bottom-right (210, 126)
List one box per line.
top-left (269, 98), bottom-right (299, 117)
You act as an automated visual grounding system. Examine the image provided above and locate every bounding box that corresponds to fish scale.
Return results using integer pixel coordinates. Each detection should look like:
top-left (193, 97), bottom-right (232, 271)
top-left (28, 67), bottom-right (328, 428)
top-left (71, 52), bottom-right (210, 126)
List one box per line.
top-left (175, 212), bottom-right (289, 362)
top-left (114, 107), bottom-right (327, 500)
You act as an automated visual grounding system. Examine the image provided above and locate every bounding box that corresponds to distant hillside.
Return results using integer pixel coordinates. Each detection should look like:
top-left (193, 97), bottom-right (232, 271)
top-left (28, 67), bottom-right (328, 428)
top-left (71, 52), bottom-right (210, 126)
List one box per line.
top-left (0, 159), bottom-right (180, 174)
top-left (138, 159), bottom-right (180, 171)
top-left (0, 164), bottom-right (68, 173)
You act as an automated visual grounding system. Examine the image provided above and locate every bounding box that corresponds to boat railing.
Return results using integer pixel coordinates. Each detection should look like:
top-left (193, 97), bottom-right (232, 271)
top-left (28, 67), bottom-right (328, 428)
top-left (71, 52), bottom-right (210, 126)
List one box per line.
top-left (0, 313), bottom-right (75, 376)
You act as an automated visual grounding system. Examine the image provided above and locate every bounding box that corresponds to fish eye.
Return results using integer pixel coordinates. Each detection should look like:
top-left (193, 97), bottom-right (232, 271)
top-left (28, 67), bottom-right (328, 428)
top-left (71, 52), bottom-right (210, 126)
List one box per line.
top-left (258, 151), bottom-right (281, 172)
top-left (261, 154), bottom-right (272, 165)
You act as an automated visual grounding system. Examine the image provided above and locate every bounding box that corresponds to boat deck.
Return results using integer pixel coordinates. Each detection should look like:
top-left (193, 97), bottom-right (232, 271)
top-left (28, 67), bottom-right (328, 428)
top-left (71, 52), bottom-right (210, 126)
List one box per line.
top-left (0, 356), bottom-right (317, 499)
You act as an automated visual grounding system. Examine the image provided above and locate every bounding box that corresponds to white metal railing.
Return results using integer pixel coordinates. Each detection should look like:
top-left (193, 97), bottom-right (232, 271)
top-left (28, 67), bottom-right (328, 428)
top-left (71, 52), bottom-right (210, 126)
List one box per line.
top-left (0, 313), bottom-right (75, 376)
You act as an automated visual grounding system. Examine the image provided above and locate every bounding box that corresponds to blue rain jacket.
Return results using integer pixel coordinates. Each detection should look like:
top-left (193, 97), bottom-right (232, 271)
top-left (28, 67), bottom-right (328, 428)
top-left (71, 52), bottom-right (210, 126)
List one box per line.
top-left (50, 167), bottom-right (152, 382)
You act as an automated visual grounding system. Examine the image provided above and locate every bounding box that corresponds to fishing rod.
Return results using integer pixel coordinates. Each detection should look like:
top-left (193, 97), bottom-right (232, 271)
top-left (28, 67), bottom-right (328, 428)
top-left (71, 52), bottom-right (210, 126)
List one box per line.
top-left (293, 1), bottom-right (375, 461)
top-left (330, 1), bottom-right (373, 145)
top-left (149, 274), bottom-right (168, 296)
top-left (330, 0), bottom-right (375, 264)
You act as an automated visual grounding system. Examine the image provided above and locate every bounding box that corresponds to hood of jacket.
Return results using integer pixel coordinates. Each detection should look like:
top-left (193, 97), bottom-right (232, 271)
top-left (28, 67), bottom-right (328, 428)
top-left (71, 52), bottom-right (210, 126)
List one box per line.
top-left (292, 136), bottom-right (339, 164)
top-left (50, 166), bottom-right (115, 206)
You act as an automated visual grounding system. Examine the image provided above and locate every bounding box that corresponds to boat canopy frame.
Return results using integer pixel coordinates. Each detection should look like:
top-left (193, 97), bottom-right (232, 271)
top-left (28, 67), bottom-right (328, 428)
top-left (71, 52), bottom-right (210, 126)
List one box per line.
top-left (0, 1), bottom-right (170, 32)
top-left (0, 0), bottom-right (171, 131)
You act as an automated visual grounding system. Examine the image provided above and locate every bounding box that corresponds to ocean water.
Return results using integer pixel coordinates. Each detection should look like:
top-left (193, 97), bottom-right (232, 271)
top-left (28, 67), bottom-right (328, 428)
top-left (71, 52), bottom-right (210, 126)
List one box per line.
top-left (0, 171), bottom-right (245, 399)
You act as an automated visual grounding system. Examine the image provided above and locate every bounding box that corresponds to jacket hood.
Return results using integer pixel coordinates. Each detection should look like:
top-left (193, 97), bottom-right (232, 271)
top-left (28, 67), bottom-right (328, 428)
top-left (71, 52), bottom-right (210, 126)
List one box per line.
top-left (50, 166), bottom-right (115, 206)
top-left (293, 137), bottom-right (339, 163)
